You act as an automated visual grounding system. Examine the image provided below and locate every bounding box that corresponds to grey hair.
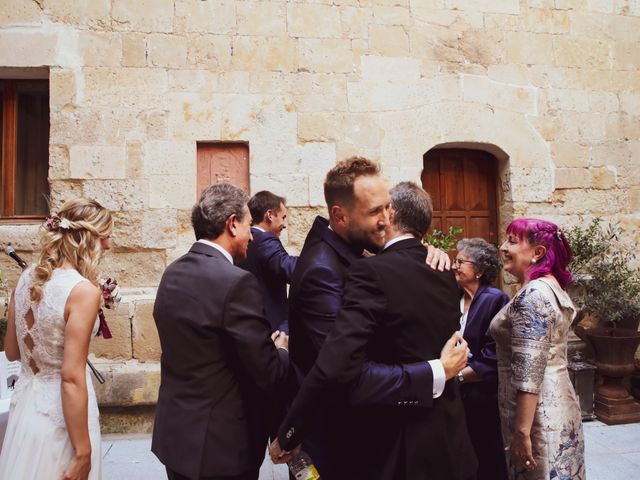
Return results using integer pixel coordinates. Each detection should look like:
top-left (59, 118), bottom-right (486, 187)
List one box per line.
top-left (191, 183), bottom-right (249, 240)
top-left (389, 181), bottom-right (433, 238)
top-left (456, 237), bottom-right (502, 285)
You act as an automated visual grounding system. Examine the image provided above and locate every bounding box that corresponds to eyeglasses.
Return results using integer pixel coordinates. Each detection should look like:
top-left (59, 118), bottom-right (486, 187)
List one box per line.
top-left (453, 258), bottom-right (476, 268)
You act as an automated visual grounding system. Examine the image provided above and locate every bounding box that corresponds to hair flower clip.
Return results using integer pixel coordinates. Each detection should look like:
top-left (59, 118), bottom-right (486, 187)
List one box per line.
top-left (44, 216), bottom-right (71, 231)
top-left (556, 228), bottom-right (564, 241)
top-left (59, 218), bottom-right (71, 230)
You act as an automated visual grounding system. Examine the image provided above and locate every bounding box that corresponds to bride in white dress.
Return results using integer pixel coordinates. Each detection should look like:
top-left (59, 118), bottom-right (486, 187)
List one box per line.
top-left (0, 198), bottom-right (113, 480)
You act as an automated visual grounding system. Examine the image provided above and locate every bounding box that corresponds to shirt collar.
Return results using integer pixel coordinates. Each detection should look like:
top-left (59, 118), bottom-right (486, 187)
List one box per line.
top-left (383, 234), bottom-right (414, 251)
top-left (252, 226), bottom-right (266, 233)
top-left (197, 239), bottom-right (233, 264)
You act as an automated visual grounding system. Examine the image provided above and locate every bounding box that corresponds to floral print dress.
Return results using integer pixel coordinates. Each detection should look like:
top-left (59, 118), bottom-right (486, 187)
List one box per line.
top-left (490, 278), bottom-right (585, 480)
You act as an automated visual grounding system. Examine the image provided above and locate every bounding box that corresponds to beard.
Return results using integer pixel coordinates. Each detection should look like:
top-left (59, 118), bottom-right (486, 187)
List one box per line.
top-left (346, 225), bottom-right (386, 254)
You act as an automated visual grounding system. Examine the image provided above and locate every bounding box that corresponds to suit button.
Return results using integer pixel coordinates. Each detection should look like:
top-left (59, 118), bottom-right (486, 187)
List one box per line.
top-left (397, 401), bottom-right (402, 406)
top-left (286, 428), bottom-right (294, 439)
top-left (403, 401), bottom-right (408, 406)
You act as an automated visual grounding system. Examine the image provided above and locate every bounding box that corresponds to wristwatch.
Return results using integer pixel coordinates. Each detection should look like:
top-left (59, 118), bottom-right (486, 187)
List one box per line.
top-left (456, 371), bottom-right (465, 384)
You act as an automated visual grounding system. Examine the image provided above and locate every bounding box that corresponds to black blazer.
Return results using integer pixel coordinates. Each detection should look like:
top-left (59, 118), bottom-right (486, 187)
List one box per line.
top-left (151, 242), bottom-right (289, 479)
top-left (280, 237), bottom-right (477, 480)
top-left (238, 227), bottom-right (297, 332)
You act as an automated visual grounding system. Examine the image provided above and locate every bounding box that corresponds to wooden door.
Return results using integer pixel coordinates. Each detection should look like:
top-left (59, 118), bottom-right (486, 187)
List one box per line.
top-left (196, 142), bottom-right (249, 198)
top-left (421, 148), bottom-right (498, 246)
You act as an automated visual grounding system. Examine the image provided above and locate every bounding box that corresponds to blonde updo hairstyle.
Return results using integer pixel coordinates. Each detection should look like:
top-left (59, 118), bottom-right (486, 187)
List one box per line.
top-left (30, 198), bottom-right (113, 303)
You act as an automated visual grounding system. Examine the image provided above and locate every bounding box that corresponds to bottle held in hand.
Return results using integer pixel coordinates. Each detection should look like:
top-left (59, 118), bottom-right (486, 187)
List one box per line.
top-left (288, 451), bottom-right (320, 480)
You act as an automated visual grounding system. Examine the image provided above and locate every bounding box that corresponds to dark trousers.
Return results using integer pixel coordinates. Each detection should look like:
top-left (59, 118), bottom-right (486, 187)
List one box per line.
top-left (166, 467), bottom-right (259, 480)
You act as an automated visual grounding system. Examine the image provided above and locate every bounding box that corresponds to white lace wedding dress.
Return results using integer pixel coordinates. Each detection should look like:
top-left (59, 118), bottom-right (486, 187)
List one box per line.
top-left (0, 267), bottom-right (102, 479)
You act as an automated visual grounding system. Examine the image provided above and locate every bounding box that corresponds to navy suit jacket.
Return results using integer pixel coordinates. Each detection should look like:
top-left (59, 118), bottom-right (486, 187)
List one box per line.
top-left (287, 218), bottom-right (435, 478)
top-left (463, 284), bottom-right (509, 384)
top-left (239, 227), bottom-right (297, 332)
top-left (281, 237), bottom-right (477, 480)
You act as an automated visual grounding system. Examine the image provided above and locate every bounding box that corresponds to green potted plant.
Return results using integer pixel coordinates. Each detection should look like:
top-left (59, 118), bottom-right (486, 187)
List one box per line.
top-left (566, 218), bottom-right (640, 424)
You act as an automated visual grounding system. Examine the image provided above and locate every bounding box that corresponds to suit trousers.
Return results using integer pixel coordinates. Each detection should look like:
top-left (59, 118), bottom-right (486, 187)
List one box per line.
top-left (166, 467), bottom-right (260, 480)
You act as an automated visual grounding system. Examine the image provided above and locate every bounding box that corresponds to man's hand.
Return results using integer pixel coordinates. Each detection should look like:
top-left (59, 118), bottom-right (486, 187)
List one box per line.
top-left (425, 244), bottom-right (451, 271)
top-left (439, 332), bottom-right (469, 380)
top-left (269, 438), bottom-right (296, 464)
top-left (271, 330), bottom-right (289, 351)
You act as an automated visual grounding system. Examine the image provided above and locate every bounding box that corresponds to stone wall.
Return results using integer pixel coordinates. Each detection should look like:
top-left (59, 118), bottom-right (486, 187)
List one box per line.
top-left (1, 0), bottom-right (639, 425)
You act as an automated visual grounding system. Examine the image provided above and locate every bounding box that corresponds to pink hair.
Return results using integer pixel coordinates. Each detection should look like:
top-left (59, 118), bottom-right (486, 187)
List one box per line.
top-left (506, 218), bottom-right (573, 289)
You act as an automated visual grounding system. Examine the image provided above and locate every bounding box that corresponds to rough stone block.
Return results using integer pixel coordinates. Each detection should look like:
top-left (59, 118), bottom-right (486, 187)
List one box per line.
top-left (174, 0), bottom-right (236, 34)
top-left (372, 6), bottom-right (411, 25)
top-left (347, 80), bottom-right (436, 112)
top-left (83, 68), bottom-right (169, 108)
top-left (445, 0), bottom-right (520, 14)
top-left (553, 37), bottom-right (609, 68)
top-left (49, 180), bottom-right (85, 212)
top-left (249, 72), bottom-right (293, 94)
top-left (49, 144), bottom-right (70, 180)
top-left (43, 0), bottom-right (111, 29)
top-left (112, 0), bottom-right (174, 33)
top-left (340, 6), bottom-right (373, 39)
top-left (50, 68), bottom-right (76, 107)
top-left (360, 56), bottom-right (421, 83)
top-left (149, 174), bottom-right (197, 209)
top-left (82, 179), bottom-right (149, 211)
top-left (555, 168), bottom-right (592, 189)
top-left (590, 91), bottom-right (620, 113)
top-left (90, 302), bottom-right (133, 361)
top-left (0, 31), bottom-right (58, 66)
top-left (505, 32), bottom-right (554, 65)
top-left (167, 93), bottom-right (222, 140)
top-left (287, 3), bottom-right (341, 38)
top-left (369, 24), bottom-right (409, 56)
top-left (545, 89), bottom-right (589, 113)
top-left (251, 174), bottom-right (309, 207)
top-left (100, 251), bottom-right (166, 289)
top-left (132, 302), bottom-right (161, 362)
top-left (551, 142), bottom-right (589, 168)
top-left (92, 362), bottom-right (161, 407)
top-left (606, 113), bottom-right (640, 141)
top-left (70, 146), bottom-right (126, 180)
top-left (286, 206), bottom-right (327, 251)
top-left (121, 33), bottom-right (147, 67)
top-left (0, 0), bottom-right (42, 25)
top-left (237, 1), bottom-right (286, 36)
top-left (462, 75), bottom-right (489, 103)
top-left (523, 8), bottom-right (569, 33)
top-left (298, 39), bottom-right (353, 73)
top-left (112, 209), bottom-right (178, 250)
top-left (144, 141), bottom-right (196, 176)
top-left (488, 64), bottom-right (529, 85)
top-left (80, 31), bottom-right (122, 67)
top-left (619, 93), bottom-right (640, 116)
top-left (147, 34), bottom-right (188, 68)
top-left (613, 42), bottom-right (640, 71)
top-left (232, 36), bottom-right (297, 72)
top-left (187, 34), bottom-right (232, 69)
top-left (126, 141), bottom-right (144, 178)
top-left (591, 167), bottom-right (617, 189)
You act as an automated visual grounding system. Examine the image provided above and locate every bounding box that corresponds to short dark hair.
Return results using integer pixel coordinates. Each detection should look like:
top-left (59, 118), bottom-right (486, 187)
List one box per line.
top-left (247, 191), bottom-right (286, 224)
top-left (456, 237), bottom-right (502, 285)
top-left (324, 157), bottom-right (380, 209)
top-left (191, 183), bottom-right (248, 240)
top-left (389, 181), bottom-right (433, 238)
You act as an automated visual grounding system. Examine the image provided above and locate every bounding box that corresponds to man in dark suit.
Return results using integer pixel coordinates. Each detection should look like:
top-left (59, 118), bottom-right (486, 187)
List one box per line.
top-left (273, 181), bottom-right (477, 479)
top-left (238, 191), bottom-right (297, 333)
top-left (276, 158), bottom-right (467, 478)
top-left (152, 183), bottom-right (290, 480)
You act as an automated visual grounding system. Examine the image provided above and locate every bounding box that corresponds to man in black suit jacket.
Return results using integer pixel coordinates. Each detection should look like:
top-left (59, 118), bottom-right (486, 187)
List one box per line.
top-left (238, 191), bottom-right (297, 333)
top-left (152, 183), bottom-right (290, 480)
top-left (274, 181), bottom-right (477, 479)
top-left (276, 158), bottom-right (467, 478)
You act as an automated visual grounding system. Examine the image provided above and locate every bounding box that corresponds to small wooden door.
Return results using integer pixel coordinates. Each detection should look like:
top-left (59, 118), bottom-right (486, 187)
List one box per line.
top-left (421, 148), bottom-right (499, 246)
top-left (196, 142), bottom-right (249, 198)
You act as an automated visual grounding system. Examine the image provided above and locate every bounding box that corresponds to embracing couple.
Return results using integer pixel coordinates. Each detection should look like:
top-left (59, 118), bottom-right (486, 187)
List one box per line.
top-left (151, 157), bottom-right (477, 480)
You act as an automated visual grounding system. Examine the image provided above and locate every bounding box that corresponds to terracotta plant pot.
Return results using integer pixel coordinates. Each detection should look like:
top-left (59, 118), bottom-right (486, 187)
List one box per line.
top-left (586, 327), bottom-right (640, 424)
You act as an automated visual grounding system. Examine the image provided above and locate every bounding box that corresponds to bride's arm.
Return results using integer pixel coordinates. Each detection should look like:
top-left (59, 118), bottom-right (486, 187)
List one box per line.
top-left (60, 281), bottom-right (101, 480)
top-left (4, 290), bottom-right (19, 361)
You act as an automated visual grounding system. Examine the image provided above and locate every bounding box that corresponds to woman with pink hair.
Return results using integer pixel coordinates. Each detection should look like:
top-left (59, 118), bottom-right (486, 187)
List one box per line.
top-left (490, 218), bottom-right (585, 480)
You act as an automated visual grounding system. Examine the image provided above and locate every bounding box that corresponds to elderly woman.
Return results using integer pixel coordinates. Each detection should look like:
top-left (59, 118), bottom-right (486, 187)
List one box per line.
top-left (490, 218), bottom-right (584, 479)
top-left (454, 238), bottom-right (509, 480)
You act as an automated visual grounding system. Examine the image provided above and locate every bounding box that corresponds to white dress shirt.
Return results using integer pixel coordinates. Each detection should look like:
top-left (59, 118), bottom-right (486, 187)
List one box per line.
top-left (197, 239), bottom-right (233, 265)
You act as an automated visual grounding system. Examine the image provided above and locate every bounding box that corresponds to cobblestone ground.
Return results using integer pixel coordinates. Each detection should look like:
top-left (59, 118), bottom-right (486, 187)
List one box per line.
top-left (103, 420), bottom-right (640, 480)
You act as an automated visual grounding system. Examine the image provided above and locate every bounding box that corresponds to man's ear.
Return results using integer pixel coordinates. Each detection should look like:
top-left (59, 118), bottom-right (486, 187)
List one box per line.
top-left (226, 214), bottom-right (238, 237)
top-left (265, 209), bottom-right (274, 224)
top-left (330, 204), bottom-right (347, 226)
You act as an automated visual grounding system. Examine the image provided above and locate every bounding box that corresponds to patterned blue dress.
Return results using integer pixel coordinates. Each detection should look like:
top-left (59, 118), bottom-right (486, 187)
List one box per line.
top-left (490, 278), bottom-right (585, 480)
